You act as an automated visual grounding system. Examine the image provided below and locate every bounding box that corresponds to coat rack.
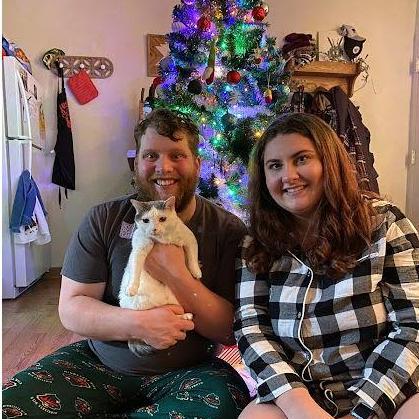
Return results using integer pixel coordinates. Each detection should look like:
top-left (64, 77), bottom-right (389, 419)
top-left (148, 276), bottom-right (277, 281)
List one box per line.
top-left (290, 60), bottom-right (361, 97)
top-left (56, 56), bottom-right (113, 79)
top-left (42, 49), bottom-right (113, 79)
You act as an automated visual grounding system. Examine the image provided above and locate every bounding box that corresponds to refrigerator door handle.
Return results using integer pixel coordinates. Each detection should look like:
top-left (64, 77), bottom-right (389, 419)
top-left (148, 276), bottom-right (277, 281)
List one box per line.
top-left (16, 67), bottom-right (33, 140)
top-left (19, 140), bottom-right (33, 176)
top-left (13, 135), bottom-right (33, 140)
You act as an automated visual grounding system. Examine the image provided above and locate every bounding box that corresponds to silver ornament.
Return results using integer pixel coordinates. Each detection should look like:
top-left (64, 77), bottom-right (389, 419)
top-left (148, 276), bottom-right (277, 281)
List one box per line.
top-left (159, 56), bottom-right (174, 72)
top-left (172, 21), bottom-right (186, 32)
top-left (155, 85), bottom-right (163, 98)
top-left (228, 91), bottom-right (239, 106)
top-left (261, 2), bottom-right (269, 15)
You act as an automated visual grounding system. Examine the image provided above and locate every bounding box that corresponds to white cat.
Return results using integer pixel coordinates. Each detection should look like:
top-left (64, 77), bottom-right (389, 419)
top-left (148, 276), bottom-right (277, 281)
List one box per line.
top-left (119, 196), bottom-right (202, 356)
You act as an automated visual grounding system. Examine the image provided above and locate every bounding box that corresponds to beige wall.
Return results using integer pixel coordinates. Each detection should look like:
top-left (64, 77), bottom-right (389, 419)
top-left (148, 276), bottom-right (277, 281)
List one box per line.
top-left (3, 0), bottom-right (417, 267)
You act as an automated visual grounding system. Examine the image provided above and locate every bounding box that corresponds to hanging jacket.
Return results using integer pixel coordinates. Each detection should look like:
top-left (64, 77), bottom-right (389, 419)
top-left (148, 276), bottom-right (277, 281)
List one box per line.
top-left (311, 86), bottom-right (379, 193)
top-left (9, 169), bottom-right (47, 233)
top-left (328, 86), bottom-right (379, 193)
top-left (14, 197), bottom-right (51, 245)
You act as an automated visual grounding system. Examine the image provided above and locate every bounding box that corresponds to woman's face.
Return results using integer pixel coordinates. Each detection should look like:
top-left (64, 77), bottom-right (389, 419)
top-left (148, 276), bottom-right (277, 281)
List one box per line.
top-left (263, 133), bottom-right (324, 221)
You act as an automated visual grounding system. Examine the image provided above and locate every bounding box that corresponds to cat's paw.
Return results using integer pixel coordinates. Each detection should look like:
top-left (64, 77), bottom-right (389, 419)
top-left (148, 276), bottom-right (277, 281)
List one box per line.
top-left (190, 266), bottom-right (202, 280)
top-left (181, 313), bottom-right (194, 321)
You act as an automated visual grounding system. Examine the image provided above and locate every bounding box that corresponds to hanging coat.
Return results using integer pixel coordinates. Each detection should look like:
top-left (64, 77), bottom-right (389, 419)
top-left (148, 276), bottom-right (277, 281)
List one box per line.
top-left (10, 169), bottom-right (47, 233)
top-left (52, 66), bottom-right (75, 203)
top-left (329, 86), bottom-right (379, 193)
top-left (311, 86), bottom-right (379, 193)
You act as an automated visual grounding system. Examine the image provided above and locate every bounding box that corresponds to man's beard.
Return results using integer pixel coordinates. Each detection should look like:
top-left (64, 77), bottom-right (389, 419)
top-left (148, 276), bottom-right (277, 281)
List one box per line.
top-left (134, 172), bottom-right (199, 213)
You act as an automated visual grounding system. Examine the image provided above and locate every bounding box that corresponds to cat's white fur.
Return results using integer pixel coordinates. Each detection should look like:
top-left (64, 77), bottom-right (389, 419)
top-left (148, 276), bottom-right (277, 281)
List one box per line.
top-left (119, 196), bottom-right (201, 356)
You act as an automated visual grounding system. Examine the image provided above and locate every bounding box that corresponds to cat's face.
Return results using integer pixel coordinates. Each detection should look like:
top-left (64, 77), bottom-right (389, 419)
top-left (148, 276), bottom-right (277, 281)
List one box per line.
top-left (131, 196), bottom-right (178, 238)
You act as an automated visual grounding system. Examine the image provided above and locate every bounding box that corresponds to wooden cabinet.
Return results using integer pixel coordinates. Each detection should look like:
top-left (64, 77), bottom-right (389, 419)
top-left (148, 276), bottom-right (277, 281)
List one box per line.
top-left (290, 61), bottom-right (361, 97)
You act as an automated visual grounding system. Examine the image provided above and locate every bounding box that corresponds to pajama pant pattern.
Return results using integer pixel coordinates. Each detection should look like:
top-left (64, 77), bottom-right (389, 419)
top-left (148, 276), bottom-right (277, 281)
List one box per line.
top-left (2, 340), bottom-right (250, 418)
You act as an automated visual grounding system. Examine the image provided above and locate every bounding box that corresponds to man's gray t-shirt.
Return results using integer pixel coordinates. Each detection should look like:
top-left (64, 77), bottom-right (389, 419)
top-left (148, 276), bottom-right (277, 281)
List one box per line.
top-left (62, 194), bottom-right (247, 375)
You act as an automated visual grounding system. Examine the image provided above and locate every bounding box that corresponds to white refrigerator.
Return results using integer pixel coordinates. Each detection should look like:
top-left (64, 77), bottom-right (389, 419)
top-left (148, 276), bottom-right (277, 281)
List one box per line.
top-left (2, 56), bottom-right (51, 299)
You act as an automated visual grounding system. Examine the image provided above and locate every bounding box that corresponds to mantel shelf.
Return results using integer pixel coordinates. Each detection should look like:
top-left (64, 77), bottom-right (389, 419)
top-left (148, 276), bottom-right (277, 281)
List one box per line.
top-left (290, 60), bottom-right (362, 97)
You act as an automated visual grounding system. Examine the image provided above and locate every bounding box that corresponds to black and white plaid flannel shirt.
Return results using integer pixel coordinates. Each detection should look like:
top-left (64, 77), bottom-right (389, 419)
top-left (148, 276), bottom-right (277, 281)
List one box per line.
top-left (234, 202), bottom-right (419, 418)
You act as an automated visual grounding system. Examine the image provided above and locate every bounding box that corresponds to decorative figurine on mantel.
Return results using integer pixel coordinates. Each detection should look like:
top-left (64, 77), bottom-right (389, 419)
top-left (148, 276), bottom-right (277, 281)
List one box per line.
top-left (339, 24), bottom-right (366, 61)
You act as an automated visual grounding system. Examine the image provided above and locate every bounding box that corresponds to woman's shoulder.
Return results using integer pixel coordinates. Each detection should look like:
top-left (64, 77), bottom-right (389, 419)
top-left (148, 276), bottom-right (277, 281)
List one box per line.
top-left (371, 199), bottom-right (407, 221)
top-left (369, 199), bottom-right (418, 239)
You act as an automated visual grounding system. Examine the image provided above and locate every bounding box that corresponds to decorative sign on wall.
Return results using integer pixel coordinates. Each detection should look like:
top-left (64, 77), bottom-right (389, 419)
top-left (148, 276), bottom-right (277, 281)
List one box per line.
top-left (147, 34), bottom-right (168, 77)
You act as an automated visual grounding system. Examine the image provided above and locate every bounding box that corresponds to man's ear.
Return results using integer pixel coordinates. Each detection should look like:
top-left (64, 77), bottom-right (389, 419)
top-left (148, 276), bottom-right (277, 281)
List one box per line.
top-left (195, 156), bottom-right (201, 174)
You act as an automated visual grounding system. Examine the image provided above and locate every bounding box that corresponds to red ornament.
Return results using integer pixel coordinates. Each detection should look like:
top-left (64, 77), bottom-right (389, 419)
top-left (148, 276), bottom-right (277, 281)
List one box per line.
top-left (226, 70), bottom-right (241, 84)
top-left (252, 6), bottom-right (266, 21)
top-left (197, 16), bottom-right (211, 31)
top-left (152, 76), bottom-right (163, 87)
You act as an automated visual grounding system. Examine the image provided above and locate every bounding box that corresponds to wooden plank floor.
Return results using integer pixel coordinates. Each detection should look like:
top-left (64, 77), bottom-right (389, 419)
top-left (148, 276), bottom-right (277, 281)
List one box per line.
top-left (2, 268), bottom-right (82, 382)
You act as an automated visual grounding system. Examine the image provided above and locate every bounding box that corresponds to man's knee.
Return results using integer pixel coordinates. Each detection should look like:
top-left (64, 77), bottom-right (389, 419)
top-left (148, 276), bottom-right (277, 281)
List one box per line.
top-left (207, 375), bottom-right (250, 418)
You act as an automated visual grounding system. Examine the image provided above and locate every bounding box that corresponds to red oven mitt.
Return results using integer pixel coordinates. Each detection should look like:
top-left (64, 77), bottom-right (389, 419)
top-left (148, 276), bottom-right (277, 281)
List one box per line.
top-left (68, 70), bottom-right (98, 105)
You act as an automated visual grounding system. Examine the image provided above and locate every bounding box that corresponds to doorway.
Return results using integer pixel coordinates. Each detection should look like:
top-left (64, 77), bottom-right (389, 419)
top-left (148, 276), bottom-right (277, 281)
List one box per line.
top-left (406, 4), bottom-right (419, 228)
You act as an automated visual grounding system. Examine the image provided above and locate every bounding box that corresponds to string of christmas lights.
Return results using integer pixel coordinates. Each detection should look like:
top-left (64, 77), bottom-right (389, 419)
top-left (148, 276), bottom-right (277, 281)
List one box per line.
top-left (152, 0), bottom-right (292, 217)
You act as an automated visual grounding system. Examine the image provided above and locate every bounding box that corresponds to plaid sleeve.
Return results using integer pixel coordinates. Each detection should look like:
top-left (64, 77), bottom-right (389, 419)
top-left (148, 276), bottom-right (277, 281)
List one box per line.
top-left (233, 236), bottom-right (305, 403)
top-left (349, 205), bottom-right (419, 418)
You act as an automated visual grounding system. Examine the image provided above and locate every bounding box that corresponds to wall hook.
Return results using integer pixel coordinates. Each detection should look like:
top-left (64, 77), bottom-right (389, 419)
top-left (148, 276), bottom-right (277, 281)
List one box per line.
top-left (42, 49), bottom-right (113, 79)
top-left (56, 56), bottom-right (113, 79)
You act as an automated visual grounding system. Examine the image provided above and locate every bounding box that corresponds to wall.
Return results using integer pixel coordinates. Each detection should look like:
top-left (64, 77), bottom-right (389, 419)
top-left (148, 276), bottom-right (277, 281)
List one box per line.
top-left (3, 0), bottom-right (179, 266)
top-left (3, 0), bottom-right (417, 267)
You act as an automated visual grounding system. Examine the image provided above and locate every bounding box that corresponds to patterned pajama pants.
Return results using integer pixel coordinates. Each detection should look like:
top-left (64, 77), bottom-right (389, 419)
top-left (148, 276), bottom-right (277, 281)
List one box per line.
top-left (2, 340), bottom-right (250, 418)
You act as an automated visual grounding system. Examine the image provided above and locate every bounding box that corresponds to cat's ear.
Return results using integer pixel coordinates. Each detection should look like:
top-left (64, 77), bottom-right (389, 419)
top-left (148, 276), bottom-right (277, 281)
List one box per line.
top-left (164, 196), bottom-right (176, 210)
top-left (131, 199), bottom-right (149, 214)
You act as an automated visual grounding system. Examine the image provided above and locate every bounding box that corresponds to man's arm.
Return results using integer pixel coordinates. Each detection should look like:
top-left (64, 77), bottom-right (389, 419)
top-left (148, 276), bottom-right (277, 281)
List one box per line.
top-left (58, 276), bottom-right (194, 349)
top-left (144, 245), bottom-right (236, 345)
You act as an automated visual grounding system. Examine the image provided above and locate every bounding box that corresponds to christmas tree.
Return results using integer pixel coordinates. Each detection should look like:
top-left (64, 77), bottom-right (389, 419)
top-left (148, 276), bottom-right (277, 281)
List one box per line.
top-left (151, 0), bottom-right (291, 217)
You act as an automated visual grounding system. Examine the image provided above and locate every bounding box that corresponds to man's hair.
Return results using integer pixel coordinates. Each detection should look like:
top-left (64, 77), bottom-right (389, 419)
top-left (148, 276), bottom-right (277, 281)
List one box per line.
top-left (134, 108), bottom-right (200, 156)
top-left (246, 112), bottom-right (378, 279)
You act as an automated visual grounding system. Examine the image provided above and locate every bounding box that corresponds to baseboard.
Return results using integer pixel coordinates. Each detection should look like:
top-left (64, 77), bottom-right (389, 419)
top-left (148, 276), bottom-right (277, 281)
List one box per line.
top-left (43, 267), bottom-right (62, 279)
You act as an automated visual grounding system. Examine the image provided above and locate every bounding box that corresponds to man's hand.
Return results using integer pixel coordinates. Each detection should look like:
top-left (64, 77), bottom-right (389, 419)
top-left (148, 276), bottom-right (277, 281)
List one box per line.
top-left (144, 243), bottom-right (189, 286)
top-left (136, 305), bottom-right (194, 350)
top-left (142, 243), bottom-right (235, 345)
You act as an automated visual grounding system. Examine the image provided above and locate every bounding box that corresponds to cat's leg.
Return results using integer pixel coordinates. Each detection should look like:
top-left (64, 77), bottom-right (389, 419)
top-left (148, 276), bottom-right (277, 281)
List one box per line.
top-left (128, 242), bottom-right (154, 296)
top-left (183, 240), bottom-right (202, 280)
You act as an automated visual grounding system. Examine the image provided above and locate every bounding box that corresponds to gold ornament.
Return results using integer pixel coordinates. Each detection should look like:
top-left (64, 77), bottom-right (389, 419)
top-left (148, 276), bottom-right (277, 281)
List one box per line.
top-left (214, 8), bottom-right (223, 19)
top-left (264, 88), bottom-right (273, 104)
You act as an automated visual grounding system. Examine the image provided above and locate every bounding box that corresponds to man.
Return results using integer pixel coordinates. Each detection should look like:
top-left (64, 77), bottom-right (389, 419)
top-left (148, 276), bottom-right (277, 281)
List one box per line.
top-left (2, 109), bottom-right (250, 418)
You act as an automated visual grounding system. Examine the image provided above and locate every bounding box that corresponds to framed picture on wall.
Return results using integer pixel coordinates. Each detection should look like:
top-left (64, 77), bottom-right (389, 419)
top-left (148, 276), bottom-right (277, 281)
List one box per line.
top-left (147, 34), bottom-right (168, 77)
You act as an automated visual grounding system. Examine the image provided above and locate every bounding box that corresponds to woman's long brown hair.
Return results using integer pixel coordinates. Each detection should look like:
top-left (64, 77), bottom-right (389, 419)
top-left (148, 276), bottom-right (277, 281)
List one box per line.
top-left (246, 113), bottom-right (377, 278)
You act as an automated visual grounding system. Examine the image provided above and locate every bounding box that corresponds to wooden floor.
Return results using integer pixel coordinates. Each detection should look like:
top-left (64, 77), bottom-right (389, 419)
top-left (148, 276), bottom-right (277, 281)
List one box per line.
top-left (2, 269), bottom-right (82, 382)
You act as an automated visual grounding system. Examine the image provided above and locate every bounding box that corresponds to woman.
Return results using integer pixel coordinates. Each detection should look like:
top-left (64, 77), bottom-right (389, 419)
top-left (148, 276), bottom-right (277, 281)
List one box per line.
top-left (234, 113), bottom-right (419, 419)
